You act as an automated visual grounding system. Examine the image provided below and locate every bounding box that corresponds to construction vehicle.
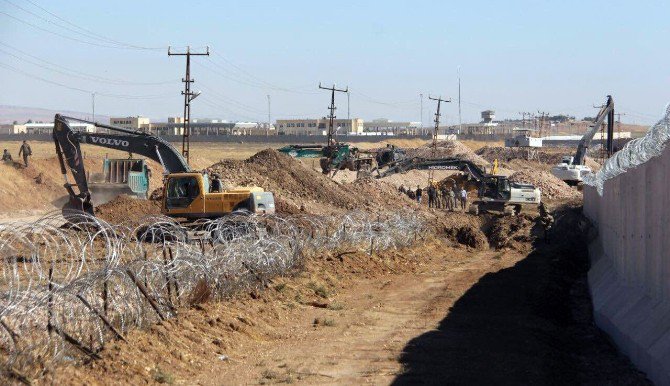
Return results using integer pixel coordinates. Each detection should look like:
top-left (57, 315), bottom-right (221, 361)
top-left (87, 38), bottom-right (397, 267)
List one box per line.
top-left (278, 143), bottom-right (373, 175)
top-left (551, 95), bottom-right (614, 185)
top-left (53, 114), bottom-right (275, 220)
top-left (88, 157), bottom-right (151, 201)
top-left (378, 157), bottom-right (541, 214)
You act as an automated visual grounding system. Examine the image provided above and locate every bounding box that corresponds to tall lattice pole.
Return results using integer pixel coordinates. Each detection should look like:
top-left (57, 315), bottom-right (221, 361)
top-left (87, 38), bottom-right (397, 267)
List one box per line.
top-left (318, 83), bottom-right (348, 147)
top-left (428, 95), bottom-right (452, 180)
top-left (168, 45), bottom-right (209, 164)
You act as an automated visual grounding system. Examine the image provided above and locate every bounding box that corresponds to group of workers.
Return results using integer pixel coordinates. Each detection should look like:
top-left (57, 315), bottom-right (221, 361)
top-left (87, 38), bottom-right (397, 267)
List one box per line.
top-left (399, 182), bottom-right (468, 211)
top-left (2, 140), bottom-right (32, 167)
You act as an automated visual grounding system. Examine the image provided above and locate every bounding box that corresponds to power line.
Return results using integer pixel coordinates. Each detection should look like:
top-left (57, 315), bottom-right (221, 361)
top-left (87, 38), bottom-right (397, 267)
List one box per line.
top-left (0, 43), bottom-right (174, 85)
top-left (0, 61), bottom-right (173, 99)
top-left (2, 0), bottom-right (164, 50)
top-left (19, 0), bottom-right (164, 50)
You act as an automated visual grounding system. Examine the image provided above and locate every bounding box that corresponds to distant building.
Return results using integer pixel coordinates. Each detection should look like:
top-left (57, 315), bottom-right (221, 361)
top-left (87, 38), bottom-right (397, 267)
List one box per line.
top-left (275, 118), bottom-right (364, 135)
top-left (1, 121), bottom-right (95, 134)
top-left (110, 116), bottom-right (150, 130)
top-left (363, 119), bottom-right (421, 135)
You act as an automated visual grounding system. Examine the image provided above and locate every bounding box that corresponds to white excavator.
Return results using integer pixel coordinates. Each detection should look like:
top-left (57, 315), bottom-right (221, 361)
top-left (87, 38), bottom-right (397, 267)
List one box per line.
top-left (551, 95), bottom-right (614, 185)
top-left (377, 157), bottom-right (541, 215)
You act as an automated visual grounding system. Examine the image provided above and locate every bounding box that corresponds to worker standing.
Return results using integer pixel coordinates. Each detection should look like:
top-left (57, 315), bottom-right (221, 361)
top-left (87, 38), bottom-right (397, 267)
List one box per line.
top-left (538, 202), bottom-right (554, 243)
top-left (18, 140), bottom-right (32, 167)
top-left (415, 185), bottom-right (423, 205)
top-left (426, 183), bottom-right (434, 208)
top-left (2, 149), bottom-right (12, 162)
top-left (460, 186), bottom-right (468, 210)
top-left (448, 189), bottom-right (455, 211)
top-left (210, 174), bottom-right (223, 193)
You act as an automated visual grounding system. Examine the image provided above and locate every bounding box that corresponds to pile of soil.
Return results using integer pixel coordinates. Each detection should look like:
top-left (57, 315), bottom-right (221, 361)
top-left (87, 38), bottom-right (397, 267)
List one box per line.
top-left (405, 140), bottom-right (489, 166)
top-left (509, 170), bottom-right (580, 200)
top-left (476, 146), bottom-right (566, 165)
top-left (486, 213), bottom-right (538, 250)
top-left (94, 194), bottom-right (161, 224)
top-left (439, 212), bottom-right (488, 249)
top-left (476, 146), bottom-right (601, 172)
top-left (210, 149), bottom-right (415, 215)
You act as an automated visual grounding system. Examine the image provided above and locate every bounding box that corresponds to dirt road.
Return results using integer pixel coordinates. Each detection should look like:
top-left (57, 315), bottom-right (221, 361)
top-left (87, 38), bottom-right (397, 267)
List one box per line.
top-left (195, 250), bottom-right (505, 385)
top-left (51, 208), bottom-right (648, 385)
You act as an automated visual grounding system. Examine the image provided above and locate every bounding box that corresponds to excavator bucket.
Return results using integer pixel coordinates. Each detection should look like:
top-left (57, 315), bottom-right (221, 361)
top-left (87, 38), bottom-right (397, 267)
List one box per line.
top-left (62, 196), bottom-right (95, 224)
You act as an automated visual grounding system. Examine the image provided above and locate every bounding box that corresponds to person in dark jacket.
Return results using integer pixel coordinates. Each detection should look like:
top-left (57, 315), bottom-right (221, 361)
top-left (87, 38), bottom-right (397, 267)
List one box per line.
top-left (210, 174), bottom-right (223, 193)
top-left (18, 140), bottom-right (31, 167)
top-left (427, 183), bottom-right (437, 208)
top-left (415, 185), bottom-right (423, 204)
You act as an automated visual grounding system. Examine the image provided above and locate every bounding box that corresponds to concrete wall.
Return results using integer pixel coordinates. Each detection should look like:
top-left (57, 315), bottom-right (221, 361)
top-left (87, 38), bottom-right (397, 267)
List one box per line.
top-left (583, 145), bottom-right (670, 385)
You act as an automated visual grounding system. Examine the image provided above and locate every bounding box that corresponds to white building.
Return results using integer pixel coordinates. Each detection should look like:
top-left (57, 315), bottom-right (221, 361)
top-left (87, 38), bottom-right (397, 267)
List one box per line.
top-left (2, 122), bottom-right (95, 134)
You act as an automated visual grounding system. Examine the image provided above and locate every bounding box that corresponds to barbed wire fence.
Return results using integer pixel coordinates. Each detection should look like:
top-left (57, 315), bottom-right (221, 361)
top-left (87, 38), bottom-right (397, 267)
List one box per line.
top-left (0, 210), bottom-right (425, 381)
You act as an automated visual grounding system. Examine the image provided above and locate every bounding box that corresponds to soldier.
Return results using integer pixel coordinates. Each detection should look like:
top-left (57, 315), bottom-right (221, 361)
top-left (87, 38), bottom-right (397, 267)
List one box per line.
top-left (18, 140), bottom-right (31, 167)
top-left (427, 183), bottom-right (437, 208)
top-left (415, 185), bottom-right (423, 204)
top-left (448, 188), bottom-right (455, 211)
top-left (2, 149), bottom-right (12, 162)
top-left (538, 202), bottom-right (554, 243)
top-left (210, 174), bottom-right (223, 193)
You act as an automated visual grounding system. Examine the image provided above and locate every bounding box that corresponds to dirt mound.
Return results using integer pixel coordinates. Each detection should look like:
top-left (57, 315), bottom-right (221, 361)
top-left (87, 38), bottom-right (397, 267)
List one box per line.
top-left (210, 149), bottom-right (416, 215)
top-left (439, 212), bottom-right (488, 249)
top-left (94, 194), bottom-right (161, 224)
top-left (476, 146), bottom-right (601, 173)
top-left (486, 213), bottom-right (538, 250)
top-left (476, 146), bottom-right (565, 165)
top-left (405, 140), bottom-right (489, 166)
top-left (509, 170), bottom-right (580, 200)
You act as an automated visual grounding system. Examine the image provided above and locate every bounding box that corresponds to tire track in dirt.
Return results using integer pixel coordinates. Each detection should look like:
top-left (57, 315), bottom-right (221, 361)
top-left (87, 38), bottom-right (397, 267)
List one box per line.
top-left (193, 250), bottom-right (510, 385)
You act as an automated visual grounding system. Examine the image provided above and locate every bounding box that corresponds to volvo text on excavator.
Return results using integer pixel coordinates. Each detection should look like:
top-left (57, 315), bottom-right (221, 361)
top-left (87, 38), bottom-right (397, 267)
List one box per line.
top-left (53, 114), bottom-right (275, 221)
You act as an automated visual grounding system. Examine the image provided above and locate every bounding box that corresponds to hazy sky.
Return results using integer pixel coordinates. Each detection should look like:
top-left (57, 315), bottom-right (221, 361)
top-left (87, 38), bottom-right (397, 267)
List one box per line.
top-left (0, 0), bottom-right (668, 125)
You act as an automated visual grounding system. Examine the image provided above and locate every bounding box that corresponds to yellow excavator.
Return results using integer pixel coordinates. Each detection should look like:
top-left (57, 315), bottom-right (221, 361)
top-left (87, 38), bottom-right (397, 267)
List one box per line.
top-left (53, 114), bottom-right (275, 221)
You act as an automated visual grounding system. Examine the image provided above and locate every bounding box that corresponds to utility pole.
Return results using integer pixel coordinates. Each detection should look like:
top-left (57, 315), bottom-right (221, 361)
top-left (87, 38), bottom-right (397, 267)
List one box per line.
top-left (428, 95), bottom-right (451, 180)
top-left (267, 95), bottom-right (271, 129)
top-left (615, 112), bottom-right (626, 151)
top-left (428, 96), bottom-right (451, 154)
top-left (91, 92), bottom-right (96, 122)
top-left (168, 45), bottom-right (209, 164)
top-left (420, 93), bottom-right (424, 136)
top-left (319, 83), bottom-right (348, 147)
top-left (347, 90), bottom-right (350, 120)
top-left (519, 112), bottom-right (527, 128)
top-left (457, 66), bottom-right (462, 135)
top-left (537, 111), bottom-right (548, 138)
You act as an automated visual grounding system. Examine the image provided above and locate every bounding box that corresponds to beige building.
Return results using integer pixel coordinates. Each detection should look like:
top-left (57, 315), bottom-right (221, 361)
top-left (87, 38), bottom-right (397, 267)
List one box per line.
top-left (110, 116), bottom-right (150, 130)
top-left (275, 118), bottom-right (364, 135)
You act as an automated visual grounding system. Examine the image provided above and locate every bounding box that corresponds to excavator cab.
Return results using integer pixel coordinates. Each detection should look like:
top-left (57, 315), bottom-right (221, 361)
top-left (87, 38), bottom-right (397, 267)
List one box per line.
top-left (162, 173), bottom-right (275, 219)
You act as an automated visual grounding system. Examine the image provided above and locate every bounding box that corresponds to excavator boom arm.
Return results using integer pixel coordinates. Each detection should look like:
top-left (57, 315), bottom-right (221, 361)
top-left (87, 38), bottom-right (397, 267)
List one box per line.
top-left (574, 95), bottom-right (614, 165)
top-left (53, 114), bottom-right (190, 215)
top-left (377, 157), bottom-right (488, 181)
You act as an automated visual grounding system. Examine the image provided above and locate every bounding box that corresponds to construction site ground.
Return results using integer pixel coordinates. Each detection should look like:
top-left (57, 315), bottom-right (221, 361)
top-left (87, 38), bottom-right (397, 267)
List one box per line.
top-left (49, 206), bottom-right (647, 385)
top-left (0, 139), bottom-right (649, 384)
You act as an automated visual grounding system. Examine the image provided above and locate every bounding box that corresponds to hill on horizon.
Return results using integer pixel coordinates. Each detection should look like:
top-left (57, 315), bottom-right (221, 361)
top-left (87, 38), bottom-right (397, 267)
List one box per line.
top-left (0, 105), bottom-right (110, 125)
